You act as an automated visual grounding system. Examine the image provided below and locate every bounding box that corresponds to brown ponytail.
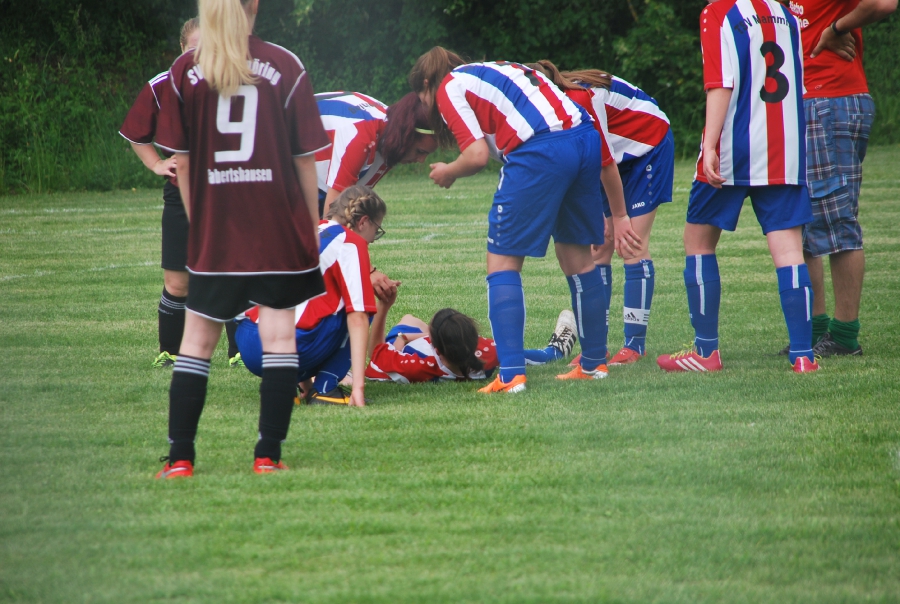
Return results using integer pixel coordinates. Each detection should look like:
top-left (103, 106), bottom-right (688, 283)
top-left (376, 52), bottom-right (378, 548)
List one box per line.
top-left (408, 46), bottom-right (466, 149)
top-left (429, 308), bottom-right (485, 379)
top-left (528, 59), bottom-right (613, 91)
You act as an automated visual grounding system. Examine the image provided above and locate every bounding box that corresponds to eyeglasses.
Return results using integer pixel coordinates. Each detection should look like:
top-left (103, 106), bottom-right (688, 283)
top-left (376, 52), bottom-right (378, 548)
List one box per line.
top-left (371, 218), bottom-right (386, 241)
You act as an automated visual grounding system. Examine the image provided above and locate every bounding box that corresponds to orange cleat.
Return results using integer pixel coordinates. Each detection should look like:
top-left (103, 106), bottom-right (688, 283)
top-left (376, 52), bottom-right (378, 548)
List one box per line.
top-left (477, 374), bottom-right (527, 394)
top-left (556, 364), bottom-right (609, 380)
top-left (609, 347), bottom-right (644, 366)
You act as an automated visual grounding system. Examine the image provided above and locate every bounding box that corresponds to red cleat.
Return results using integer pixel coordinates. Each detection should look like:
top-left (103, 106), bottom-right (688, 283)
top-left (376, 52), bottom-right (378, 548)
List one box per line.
top-left (656, 348), bottom-right (723, 373)
top-left (156, 459), bottom-right (193, 479)
top-left (254, 457), bottom-right (289, 474)
top-left (791, 356), bottom-right (820, 373)
top-left (609, 347), bottom-right (644, 366)
top-left (568, 353), bottom-right (581, 367)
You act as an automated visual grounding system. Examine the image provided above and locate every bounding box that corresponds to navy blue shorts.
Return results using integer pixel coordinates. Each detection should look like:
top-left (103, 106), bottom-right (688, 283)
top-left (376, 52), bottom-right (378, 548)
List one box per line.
top-left (686, 181), bottom-right (812, 234)
top-left (235, 312), bottom-right (349, 383)
top-left (601, 129), bottom-right (675, 218)
top-left (488, 124), bottom-right (605, 257)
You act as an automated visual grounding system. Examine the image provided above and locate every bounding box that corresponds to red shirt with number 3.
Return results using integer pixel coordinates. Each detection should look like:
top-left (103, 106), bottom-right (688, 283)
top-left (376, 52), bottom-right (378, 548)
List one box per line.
top-left (155, 36), bottom-right (331, 275)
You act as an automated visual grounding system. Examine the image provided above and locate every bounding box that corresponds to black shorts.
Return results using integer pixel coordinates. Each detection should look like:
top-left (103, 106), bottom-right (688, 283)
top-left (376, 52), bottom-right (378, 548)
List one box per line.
top-left (186, 271), bottom-right (326, 322)
top-left (161, 181), bottom-right (189, 271)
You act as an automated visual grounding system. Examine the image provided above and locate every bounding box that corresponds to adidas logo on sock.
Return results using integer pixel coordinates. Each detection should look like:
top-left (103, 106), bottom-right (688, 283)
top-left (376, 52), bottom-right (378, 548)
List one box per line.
top-left (624, 311), bottom-right (639, 322)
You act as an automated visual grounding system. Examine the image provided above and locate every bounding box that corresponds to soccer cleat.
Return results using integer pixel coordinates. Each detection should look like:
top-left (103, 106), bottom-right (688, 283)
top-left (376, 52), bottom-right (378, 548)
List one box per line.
top-left (569, 353), bottom-right (582, 367)
top-left (812, 332), bottom-right (862, 357)
top-left (656, 347), bottom-right (723, 373)
top-left (253, 457), bottom-right (288, 474)
top-left (477, 374), bottom-right (527, 394)
top-left (791, 356), bottom-right (820, 373)
top-left (547, 310), bottom-right (577, 358)
top-left (556, 364), bottom-right (609, 380)
top-left (307, 386), bottom-right (351, 405)
top-left (152, 351), bottom-right (177, 368)
top-left (228, 352), bottom-right (245, 369)
top-left (609, 347), bottom-right (644, 366)
top-left (156, 457), bottom-right (193, 479)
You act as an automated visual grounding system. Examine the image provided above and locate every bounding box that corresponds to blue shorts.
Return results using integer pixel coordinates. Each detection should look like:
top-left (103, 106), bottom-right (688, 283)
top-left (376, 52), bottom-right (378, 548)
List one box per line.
top-left (601, 129), bottom-right (675, 218)
top-left (488, 124), bottom-right (605, 257)
top-left (686, 181), bottom-right (812, 234)
top-left (235, 312), bottom-right (350, 383)
top-left (385, 324), bottom-right (424, 346)
top-left (802, 94), bottom-right (874, 256)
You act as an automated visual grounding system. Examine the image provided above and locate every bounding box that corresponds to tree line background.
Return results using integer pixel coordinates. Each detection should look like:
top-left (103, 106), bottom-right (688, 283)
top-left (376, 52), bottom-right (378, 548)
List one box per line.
top-left (1, 0), bottom-right (897, 194)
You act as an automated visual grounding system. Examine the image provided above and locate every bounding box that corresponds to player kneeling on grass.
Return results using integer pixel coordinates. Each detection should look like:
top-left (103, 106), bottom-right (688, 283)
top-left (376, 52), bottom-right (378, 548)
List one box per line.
top-left (235, 185), bottom-right (395, 406)
top-left (657, 0), bottom-right (818, 374)
top-left (410, 47), bottom-right (642, 394)
top-left (365, 308), bottom-right (578, 384)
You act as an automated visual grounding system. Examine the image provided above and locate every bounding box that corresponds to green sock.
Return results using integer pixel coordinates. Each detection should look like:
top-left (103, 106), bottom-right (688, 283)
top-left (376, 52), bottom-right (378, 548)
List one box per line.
top-left (812, 314), bottom-right (830, 344)
top-left (828, 318), bottom-right (860, 351)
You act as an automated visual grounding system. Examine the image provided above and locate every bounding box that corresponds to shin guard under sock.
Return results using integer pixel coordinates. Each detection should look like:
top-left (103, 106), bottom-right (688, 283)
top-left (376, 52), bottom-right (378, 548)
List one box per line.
top-left (567, 267), bottom-right (609, 371)
top-left (158, 288), bottom-right (186, 354)
top-left (684, 254), bottom-right (720, 357)
top-left (623, 260), bottom-right (655, 354)
top-left (776, 264), bottom-right (814, 364)
top-left (167, 355), bottom-right (211, 463)
top-left (254, 353), bottom-right (299, 462)
top-left (486, 271), bottom-right (527, 383)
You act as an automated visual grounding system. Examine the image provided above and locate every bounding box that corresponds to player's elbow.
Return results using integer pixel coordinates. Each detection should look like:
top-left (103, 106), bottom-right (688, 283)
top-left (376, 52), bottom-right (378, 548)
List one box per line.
top-left (868, 0), bottom-right (897, 17)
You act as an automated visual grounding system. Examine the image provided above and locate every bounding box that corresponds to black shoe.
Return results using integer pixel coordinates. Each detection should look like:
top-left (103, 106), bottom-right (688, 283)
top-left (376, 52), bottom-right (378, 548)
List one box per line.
top-left (812, 332), bottom-right (862, 357)
top-left (306, 386), bottom-right (371, 406)
top-left (777, 344), bottom-right (790, 356)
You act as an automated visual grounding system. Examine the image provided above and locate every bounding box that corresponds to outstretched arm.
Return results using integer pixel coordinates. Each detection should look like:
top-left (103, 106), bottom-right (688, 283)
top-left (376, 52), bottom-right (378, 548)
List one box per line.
top-left (346, 311), bottom-right (370, 407)
top-left (428, 138), bottom-right (490, 188)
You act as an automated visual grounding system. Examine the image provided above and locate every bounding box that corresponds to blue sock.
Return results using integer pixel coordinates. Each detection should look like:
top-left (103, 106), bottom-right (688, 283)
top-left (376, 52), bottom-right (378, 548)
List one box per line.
top-left (567, 267), bottom-right (608, 371)
top-left (487, 270), bottom-right (526, 382)
top-left (623, 260), bottom-right (654, 354)
top-left (524, 346), bottom-right (562, 365)
top-left (597, 264), bottom-right (613, 314)
top-left (776, 264), bottom-right (814, 364)
top-left (684, 254), bottom-right (720, 357)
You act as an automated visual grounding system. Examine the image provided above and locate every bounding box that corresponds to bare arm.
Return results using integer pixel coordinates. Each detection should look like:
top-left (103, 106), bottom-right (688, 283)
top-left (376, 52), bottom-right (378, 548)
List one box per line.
top-left (175, 152), bottom-right (190, 220)
top-left (811, 0), bottom-right (897, 59)
top-left (702, 88), bottom-right (733, 189)
top-left (322, 187), bottom-right (341, 219)
top-left (293, 155), bottom-right (321, 247)
top-left (130, 142), bottom-right (177, 178)
top-left (346, 311), bottom-right (370, 407)
top-left (368, 297), bottom-right (392, 360)
top-left (428, 138), bottom-right (490, 189)
top-left (600, 162), bottom-right (642, 260)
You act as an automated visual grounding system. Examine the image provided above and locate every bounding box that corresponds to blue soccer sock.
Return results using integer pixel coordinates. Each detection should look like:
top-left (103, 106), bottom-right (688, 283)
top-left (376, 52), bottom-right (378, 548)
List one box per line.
top-left (776, 264), bottom-right (814, 364)
top-left (623, 259), bottom-right (655, 354)
top-left (567, 267), bottom-right (608, 371)
top-left (684, 254), bottom-right (720, 357)
top-left (487, 270), bottom-right (526, 382)
top-left (524, 345), bottom-right (563, 365)
top-left (597, 264), bottom-right (613, 314)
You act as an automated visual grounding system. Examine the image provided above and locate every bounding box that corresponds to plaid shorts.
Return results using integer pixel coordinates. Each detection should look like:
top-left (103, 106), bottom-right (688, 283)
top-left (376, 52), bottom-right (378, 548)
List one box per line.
top-left (802, 94), bottom-right (875, 257)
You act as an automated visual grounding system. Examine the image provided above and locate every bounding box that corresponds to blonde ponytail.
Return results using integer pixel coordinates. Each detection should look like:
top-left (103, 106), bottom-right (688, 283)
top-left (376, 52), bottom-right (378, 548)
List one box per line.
top-left (196, 0), bottom-right (256, 97)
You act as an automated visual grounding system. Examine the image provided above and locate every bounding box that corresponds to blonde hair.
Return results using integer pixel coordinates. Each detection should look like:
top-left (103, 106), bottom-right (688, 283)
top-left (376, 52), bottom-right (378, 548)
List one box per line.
top-left (179, 17), bottom-right (200, 51)
top-left (408, 46), bottom-right (466, 148)
top-left (196, 0), bottom-right (255, 97)
top-left (326, 185), bottom-right (387, 229)
top-left (529, 59), bottom-right (612, 91)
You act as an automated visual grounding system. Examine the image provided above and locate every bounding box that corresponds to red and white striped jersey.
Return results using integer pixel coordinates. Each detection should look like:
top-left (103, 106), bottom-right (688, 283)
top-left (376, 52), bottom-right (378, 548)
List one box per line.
top-left (119, 71), bottom-right (177, 185)
top-left (697, 0), bottom-right (806, 186)
top-left (243, 220), bottom-right (376, 329)
top-left (587, 77), bottom-right (671, 163)
top-left (314, 92), bottom-right (389, 193)
top-left (561, 88), bottom-right (615, 167)
top-left (436, 62), bottom-right (589, 159)
top-left (366, 336), bottom-right (499, 383)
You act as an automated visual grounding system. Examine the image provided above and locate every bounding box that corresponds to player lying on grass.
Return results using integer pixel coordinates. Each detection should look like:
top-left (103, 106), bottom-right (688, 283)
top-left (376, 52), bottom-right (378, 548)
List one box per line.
top-left (656, 0), bottom-right (818, 374)
top-left (530, 60), bottom-right (675, 368)
top-left (315, 91), bottom-right (437, 218)
top-left (235, 185), bottom-right (394, 406)
top-left (409, 47), bottom-right (642, 394)
top-left (364, 308), bottom-right (578, 384)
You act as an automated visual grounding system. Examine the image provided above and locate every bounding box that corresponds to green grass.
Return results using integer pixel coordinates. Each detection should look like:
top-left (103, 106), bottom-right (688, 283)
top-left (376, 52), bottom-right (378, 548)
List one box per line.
top-left (2, 147), bottom-right (900, 603)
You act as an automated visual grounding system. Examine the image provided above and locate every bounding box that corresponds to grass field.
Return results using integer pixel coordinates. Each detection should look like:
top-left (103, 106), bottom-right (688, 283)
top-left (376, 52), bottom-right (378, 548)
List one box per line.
top-left (2, 146), bottom-right (899, 603)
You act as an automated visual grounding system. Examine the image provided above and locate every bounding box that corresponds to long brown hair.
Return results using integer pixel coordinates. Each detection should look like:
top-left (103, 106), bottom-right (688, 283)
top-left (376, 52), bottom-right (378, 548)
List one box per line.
top-left (529, 59), bottom-right (613, 91)
top-left (325, 185), bottom-right (387, 230)
top-left (378, 92), bottom-right (433, 167)
top-left (429, 308), bottom-right (485, 379)
top-left (196, 0), bottom-right (256, 97)
top-left (408, 46), bottom-right (466, 148)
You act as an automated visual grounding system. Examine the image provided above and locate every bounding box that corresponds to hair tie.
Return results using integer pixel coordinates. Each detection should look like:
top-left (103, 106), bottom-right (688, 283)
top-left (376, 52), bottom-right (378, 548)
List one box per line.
top-left (415, 127), bottom-right (434, 135)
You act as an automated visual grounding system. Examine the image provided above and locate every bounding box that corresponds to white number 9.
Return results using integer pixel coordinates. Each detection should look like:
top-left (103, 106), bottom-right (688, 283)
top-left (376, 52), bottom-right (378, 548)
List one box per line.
top-left (215, 85), bottom-right (258, 163)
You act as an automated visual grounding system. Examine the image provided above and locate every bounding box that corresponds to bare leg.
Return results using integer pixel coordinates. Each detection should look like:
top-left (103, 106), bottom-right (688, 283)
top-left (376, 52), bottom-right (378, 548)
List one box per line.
top-left (803, 251), bottom-right (827, 316)
top-left (829, 249), bottom-right (865, 322)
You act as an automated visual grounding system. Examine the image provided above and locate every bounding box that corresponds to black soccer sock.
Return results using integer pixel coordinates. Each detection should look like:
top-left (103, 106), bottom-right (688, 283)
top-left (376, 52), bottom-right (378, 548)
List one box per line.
top-left (254, 353), bottom-right (299, 462)
top-left (158, 288), bottom-right (186, 354)
top-left (167, 355), bottom-right (211, 464)
top-left (225, 320), bottom-right (240, 358)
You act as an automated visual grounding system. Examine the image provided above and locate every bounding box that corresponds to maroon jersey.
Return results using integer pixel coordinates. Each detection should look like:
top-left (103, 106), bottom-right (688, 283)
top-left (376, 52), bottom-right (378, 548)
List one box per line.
top-left (155, 37), bottom-right (331, 275)
top-left (119, 71), bottom-right (177, 186)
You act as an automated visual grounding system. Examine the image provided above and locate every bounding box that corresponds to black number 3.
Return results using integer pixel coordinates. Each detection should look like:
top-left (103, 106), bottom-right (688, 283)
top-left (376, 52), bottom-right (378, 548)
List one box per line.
top-left (759, 41), bottom-right (789, 104)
